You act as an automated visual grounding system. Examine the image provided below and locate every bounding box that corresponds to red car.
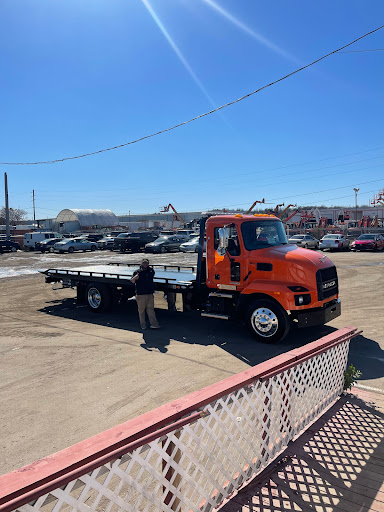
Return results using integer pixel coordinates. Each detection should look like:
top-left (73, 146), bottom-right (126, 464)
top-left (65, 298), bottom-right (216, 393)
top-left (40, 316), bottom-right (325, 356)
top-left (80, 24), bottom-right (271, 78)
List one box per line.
top-left (351, 234), bottom-right (384, 251)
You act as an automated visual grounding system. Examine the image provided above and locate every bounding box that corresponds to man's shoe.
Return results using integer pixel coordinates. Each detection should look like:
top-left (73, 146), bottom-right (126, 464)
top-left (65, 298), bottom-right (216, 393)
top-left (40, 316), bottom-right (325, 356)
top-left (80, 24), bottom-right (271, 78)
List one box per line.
top-left (141, 326), bottom-right (147, 330)
top-left (150, 325), bottom-right (160, 329)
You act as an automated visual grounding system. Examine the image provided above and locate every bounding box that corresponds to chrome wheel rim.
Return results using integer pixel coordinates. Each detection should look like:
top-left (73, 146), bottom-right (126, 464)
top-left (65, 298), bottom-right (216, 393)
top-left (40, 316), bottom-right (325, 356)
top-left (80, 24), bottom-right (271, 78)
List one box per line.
top-left (88, 288), bottom-right (101, 309)
top-left (251, 307), bottom-right (278, 337)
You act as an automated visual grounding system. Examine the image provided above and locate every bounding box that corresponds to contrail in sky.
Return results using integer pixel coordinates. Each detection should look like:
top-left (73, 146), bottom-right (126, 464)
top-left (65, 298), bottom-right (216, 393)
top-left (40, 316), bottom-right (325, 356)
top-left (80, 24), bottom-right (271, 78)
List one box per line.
top-left (140, 0), bottom-right (217, 108)
top-left (202, 0), bottom-right (300, 65)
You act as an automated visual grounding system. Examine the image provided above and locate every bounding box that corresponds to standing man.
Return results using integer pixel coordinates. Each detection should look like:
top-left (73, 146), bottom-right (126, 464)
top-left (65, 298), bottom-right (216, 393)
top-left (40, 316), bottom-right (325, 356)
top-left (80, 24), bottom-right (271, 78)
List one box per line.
top-left (131, 259), bottom-right (160, 330)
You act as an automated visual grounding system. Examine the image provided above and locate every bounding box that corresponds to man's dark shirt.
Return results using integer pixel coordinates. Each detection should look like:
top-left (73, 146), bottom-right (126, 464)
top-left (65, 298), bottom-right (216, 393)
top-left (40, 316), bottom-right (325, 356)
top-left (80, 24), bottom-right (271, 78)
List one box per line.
top-left (133, 267), bottom-right (156, 295)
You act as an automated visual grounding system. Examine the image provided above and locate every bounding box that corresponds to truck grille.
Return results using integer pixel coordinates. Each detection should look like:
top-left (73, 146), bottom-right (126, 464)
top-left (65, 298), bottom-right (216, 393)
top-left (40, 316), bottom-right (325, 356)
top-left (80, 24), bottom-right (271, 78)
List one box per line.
top-left (316, 266), bottom-right (338, 301)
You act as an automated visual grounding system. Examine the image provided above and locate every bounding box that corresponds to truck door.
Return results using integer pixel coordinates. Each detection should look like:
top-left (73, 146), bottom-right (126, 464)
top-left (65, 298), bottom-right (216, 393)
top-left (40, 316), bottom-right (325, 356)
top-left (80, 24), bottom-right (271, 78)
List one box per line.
top-left (208, 224), bottom-right (244, 290)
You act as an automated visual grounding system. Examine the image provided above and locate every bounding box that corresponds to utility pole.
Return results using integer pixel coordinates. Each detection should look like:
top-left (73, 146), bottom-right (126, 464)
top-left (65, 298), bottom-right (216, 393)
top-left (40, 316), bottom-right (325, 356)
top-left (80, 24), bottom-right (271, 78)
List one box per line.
top-left (4, 172), bottom-right (10, 241)
top-left (32, 189), bottom-right (36, 226)
top-left (353, 187), bottom-right (360, 226)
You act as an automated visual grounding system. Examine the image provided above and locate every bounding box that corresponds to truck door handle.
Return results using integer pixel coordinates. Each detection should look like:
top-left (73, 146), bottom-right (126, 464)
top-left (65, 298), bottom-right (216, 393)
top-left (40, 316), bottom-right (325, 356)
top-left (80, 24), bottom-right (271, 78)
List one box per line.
top-left (244, 270), bottom-right (252, 281)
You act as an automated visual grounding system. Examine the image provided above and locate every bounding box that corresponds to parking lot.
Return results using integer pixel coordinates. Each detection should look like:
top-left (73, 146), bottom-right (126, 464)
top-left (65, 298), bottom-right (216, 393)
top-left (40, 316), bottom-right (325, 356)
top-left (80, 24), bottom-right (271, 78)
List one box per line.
top-left (0, 248), bottom-right (383, 476)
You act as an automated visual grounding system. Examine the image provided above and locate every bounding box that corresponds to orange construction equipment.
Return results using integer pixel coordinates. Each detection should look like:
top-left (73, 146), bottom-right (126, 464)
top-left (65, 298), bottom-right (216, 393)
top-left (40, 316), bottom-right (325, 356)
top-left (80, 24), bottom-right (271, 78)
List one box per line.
top-left (246, 198), bottom-right (265, 214)
top-left (371, 189), bottom-right (384, 206)
top-left (160, 204), bottom-right (185, 227)
top-left (268, 203), bottom-right (285, 216)
top-left (359, 216), bottom-right (371, 228)
top-left (298, 210), bottom-right (316, 228)
top-left (278, 204), bottom-right (296, 219)
top-left (319, 217), bottom-right (328, 228)
top-left (283, 210), bottom-right (298, 224)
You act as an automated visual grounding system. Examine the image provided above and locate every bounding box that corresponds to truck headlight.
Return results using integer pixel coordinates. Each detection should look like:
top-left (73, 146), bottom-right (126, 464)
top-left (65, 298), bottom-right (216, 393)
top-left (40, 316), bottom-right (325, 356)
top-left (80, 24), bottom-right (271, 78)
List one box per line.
top-left (294, 294), bottom-right (311, 306)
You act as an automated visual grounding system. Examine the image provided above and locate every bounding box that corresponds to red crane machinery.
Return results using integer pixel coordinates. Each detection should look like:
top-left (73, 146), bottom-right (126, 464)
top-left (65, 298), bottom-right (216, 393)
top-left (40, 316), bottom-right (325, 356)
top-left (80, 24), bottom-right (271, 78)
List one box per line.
top-left (359, 216), bottom-right (372, 228)
top-left (268, 203), bottom-right (285, 216)
top-left (246, 198), bottom-right (265, 214)
top-left (160, 204), bottom-right (185, 228)
top-left (318, 217), bottom-right (328, 228)
top-left (283, 210), bottom-right (299, 224)
top-left (298, 210), bottom-right (317, 228)
top-left (278, 204), bottom-right (296, 219)
top-left (371, 189), bottom-right (384, 206)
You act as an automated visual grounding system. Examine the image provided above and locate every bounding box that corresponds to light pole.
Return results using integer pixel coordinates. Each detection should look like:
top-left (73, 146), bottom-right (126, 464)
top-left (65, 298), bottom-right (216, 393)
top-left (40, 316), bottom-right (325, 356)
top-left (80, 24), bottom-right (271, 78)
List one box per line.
top-left (353, 187), bottom-right (360, 226)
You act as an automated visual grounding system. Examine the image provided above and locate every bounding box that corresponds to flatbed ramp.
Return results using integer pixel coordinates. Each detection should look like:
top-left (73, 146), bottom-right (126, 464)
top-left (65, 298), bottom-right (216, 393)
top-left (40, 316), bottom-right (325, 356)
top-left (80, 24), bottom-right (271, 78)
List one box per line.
top-left (222, 386), bottom-right (384, 512)
top-left (45, 263), bottom-right (197, 286)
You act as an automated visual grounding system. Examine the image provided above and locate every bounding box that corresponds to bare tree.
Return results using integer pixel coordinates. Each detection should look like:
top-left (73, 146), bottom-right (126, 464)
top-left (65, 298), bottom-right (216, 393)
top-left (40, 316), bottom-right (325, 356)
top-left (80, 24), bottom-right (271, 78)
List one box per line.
top-left (0, 207), bottom-right (28, 225)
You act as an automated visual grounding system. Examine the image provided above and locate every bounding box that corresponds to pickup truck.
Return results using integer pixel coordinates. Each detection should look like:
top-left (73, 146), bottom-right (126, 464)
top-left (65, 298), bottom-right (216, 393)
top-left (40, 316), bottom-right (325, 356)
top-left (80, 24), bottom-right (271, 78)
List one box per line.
top-left (43, 214), bottom-right (340, 343)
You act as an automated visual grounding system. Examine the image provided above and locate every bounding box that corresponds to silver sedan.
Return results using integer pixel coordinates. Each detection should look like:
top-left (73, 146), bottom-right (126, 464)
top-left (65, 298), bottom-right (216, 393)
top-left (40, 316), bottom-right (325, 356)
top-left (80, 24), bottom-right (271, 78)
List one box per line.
top-left (320, 234), bottom-right (350, 251)
top-left (53, 238), bottom-right (98, 253)
top-left (288, 234), bottom-right (319, 249)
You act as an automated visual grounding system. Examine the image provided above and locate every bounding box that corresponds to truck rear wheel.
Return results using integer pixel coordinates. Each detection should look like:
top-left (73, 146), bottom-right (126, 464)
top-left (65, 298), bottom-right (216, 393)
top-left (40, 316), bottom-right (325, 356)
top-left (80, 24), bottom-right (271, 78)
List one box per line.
top-left (86, 283), bottom-right (112, 312)
top-left (246, 299), bottom-right (289, 343)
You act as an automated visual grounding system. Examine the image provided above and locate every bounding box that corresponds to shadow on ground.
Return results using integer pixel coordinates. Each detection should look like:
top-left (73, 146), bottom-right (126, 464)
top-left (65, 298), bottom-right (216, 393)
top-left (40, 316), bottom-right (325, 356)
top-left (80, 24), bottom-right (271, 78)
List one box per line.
top-left (37, 296), bottom-right (383, 376)
top-left (223, 392), bottom-right (384, 512)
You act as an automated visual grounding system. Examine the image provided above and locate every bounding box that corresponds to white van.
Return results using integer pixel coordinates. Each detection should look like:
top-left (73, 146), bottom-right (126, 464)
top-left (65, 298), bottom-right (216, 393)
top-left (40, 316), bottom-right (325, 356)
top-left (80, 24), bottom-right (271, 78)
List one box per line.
top-left (24, 232), bottom-right (63, 250)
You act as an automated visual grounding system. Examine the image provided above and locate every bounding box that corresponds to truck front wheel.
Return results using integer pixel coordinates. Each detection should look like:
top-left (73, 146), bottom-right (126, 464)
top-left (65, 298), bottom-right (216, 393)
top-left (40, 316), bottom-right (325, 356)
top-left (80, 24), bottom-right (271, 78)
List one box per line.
top-left (246, 299), bottom-right (289, 343)
top-left (86, 283), bottom-right (112, 312)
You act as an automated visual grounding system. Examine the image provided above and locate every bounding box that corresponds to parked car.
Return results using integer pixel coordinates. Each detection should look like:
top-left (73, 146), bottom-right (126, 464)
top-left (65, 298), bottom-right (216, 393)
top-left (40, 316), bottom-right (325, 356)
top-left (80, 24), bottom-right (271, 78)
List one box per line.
top-left (351, 234), bottom-right (384, 251)
top-left (53, 238), bottom-right (98, 253)
top-left (24, 232), bottom-right (62, 251)
top-left (84, 233), bottom-right (105, 242)
top-left (145, 235), bottom-right (187, 253)
top-left (35, 238), bottom-right (63, 253)
top-left (180, 237), bottom-right (201, 253)
top-left (288, 234), bottom-right (319, 249)
top-left (97, 237), bottom-right (115, 250)
top-left (0, 240), bottom-right (20, 253)
top-left (319, 234), bottom-right (350, 251)
top-left (113, 232), bottom-right (157, 252)
top-left (176, 229), bottom-right (199, 238)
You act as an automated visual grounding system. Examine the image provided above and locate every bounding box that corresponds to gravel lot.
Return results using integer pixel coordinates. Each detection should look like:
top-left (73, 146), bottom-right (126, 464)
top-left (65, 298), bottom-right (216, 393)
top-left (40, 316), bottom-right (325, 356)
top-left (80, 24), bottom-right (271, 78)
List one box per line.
top-left (0, 248), bottom-right (383, 475)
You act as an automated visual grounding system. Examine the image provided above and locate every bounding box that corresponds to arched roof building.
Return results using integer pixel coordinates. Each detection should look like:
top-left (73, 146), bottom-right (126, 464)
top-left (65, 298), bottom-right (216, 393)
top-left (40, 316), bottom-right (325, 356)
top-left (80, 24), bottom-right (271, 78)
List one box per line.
top-left (55, 209), bottom-right (118, 232)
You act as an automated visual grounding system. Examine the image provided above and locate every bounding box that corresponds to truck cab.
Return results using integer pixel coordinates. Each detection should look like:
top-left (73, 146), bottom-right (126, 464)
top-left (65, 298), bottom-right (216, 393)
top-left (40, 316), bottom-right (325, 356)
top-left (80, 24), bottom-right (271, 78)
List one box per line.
top-left (198, 214), bottom-right (340, 342)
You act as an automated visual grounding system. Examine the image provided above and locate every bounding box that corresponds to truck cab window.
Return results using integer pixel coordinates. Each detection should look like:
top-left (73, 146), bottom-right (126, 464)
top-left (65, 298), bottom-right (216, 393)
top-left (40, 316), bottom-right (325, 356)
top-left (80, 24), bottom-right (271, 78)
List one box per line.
top-left (227, 225), bottom-right (240, 256)
top-left (241, 220), bottom-right (288, 250)
top-left (214, 225), bottom-right (241, 255)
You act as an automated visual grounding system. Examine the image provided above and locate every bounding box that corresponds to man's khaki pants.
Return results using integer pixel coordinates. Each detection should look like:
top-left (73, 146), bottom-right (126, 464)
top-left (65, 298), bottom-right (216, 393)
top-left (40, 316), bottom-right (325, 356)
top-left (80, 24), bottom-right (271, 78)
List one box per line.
top-left (136, 294), bottom-right (159, 328)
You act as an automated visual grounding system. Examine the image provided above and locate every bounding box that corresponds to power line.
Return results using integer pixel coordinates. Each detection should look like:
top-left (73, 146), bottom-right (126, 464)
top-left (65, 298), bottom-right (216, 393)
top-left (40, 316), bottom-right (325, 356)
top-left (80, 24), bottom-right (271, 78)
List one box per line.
top-left (1, 24), bottom-right (383, 166)
top-left (338, 48), bottom-right (384, 53)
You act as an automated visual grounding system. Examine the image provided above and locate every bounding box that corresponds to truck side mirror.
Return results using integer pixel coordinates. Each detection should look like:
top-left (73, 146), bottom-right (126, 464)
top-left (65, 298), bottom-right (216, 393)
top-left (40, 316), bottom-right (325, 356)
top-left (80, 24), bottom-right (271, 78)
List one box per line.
top-left (217, 227), bottom-right (229, 256)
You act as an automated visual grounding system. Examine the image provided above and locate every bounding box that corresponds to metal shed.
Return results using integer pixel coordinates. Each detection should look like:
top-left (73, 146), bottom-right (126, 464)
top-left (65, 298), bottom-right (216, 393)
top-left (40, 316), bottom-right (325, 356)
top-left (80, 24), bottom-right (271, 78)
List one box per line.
top-left (55, 209), bottom-right (119, 232)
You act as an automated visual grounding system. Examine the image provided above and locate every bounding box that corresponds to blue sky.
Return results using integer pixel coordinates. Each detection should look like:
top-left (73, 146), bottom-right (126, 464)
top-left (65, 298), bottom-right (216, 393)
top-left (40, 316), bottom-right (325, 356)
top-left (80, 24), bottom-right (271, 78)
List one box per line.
top-left (1, 0), bottom-right (383, 219)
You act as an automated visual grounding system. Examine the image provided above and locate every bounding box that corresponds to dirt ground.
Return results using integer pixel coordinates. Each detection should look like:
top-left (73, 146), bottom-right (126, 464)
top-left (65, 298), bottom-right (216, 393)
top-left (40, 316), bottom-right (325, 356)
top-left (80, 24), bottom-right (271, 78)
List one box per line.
top-left (0, 249), bottom-right (383, 475)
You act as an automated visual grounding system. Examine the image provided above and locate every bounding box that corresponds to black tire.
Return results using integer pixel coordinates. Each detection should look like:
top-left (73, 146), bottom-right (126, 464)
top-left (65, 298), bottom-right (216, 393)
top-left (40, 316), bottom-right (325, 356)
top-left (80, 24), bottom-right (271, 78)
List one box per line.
top-left (316, 243), bottom-right (319, 250)
top-left (91, 245), bottom-right (96, 251)
top-left (303, 244), bottom-right (308, 249)
top-left (373, 244), bottom-right (377, 252)
top-left (195, 246), bottom-right (199, 253)
top-left (86, 283), bottom-right (112, 312)
top-left (246, 299), bottom-right (290, 343)
top-left (68, 246), bottom-right (74, 253)
top-left (161, 246), bottom-right (166, 253)
top-left (11, 247), bottom-right (17, 252)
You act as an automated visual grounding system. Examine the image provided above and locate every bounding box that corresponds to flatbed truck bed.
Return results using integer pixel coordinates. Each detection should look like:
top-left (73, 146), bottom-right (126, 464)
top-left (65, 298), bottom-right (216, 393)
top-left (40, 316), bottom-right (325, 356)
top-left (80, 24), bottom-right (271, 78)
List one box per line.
top-left (44, 263), bottom-right (197, 288)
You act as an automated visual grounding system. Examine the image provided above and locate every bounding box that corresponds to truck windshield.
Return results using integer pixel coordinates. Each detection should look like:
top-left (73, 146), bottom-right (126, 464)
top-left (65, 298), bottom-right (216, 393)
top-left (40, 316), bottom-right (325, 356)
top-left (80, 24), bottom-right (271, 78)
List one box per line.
top-left (241, 220), bottom-right (288, 250)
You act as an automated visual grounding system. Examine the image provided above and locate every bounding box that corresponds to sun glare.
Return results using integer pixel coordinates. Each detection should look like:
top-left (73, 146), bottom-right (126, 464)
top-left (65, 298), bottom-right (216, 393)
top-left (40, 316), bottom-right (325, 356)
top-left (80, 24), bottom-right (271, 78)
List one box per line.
top-left (140, 0), bottom-right (217, 108)
top-left (202, 0), bottom-right (300, 65)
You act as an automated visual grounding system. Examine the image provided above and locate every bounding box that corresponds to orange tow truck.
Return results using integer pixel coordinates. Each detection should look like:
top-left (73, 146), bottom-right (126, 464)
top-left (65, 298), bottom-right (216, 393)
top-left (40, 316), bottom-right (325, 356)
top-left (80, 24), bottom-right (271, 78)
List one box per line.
top-left (43, 214), bottom-right (340, 343)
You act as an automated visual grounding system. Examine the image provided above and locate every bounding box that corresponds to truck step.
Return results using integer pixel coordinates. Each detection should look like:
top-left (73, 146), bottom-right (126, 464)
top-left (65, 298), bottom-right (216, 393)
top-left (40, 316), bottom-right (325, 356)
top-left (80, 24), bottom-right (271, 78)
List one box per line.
top-left (201, 312), bottom-right (230, 320)
top-left (208, 292), bottom-right (233, 298)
